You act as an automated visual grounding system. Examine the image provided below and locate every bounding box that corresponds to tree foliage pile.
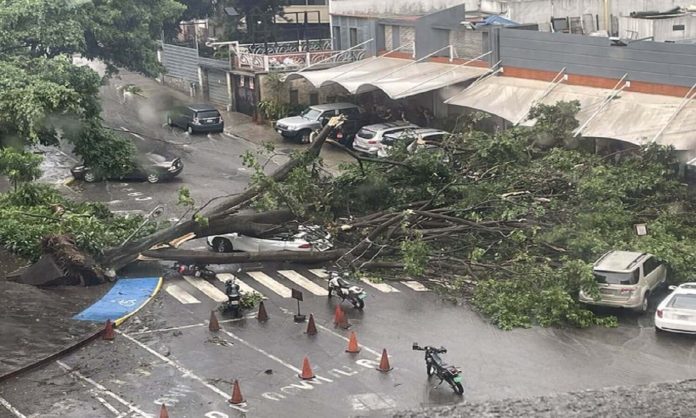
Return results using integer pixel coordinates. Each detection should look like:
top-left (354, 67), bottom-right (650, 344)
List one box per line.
top-left (246, 103), bottom-right (696, 329)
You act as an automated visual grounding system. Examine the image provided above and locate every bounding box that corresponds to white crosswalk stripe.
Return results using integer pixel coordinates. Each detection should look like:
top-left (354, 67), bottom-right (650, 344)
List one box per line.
top-left (360, 277), bottom-right (401, 293)
top-left (401, 281), bottom-right (430, 292)
top-left (183, 276), bottom-right (228, 302)
top-left (308, 268), bottom-right (329, 279)
top-left (247, 271), bottom-right (292, 298)
top-left (165, 283), bottom-right (201, 304)
top-left (278, 270), bottom-right (328, 296)
top-left (217, 273), bottom-right (265, 298)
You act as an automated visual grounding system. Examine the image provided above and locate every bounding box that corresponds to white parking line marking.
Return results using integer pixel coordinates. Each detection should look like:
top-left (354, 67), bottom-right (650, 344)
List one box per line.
top-left (217, 273), bottom-right (265, 298)
top-left (278, 270), bottom-right (328, 296)
top-left (360, 278), bottom-right (400, 293)
top-left (117, 331), bottom-right (247, 413)
top-left (91, 390), bottom-right (122, 415)
top-left (401, 281), bottom-right (430, 291)
top-left (0, 396), bottom-right (27, 418)
top-left (130, 315), bottom-right (254, 335)
top-left (247, 271), bottom-right (292, 298)
top-left (56, 361), bottom-right (151, 418)
top-left (220, 329), bottom-right (301, 373)
top-left (309, 269), bottom-right (329, 279)
top-left (121, 126), bottom-right (144, 141)
top-left (182, 276), bottom-right (228, 302)
top-left (164, 284), bottom-right (201, 304)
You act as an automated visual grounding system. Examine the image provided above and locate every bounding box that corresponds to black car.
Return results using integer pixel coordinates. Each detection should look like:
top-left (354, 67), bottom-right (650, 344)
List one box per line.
top-left (167, 104), bottom-right (224, 134)
top-left (71, 153), bottom-right (183, 183)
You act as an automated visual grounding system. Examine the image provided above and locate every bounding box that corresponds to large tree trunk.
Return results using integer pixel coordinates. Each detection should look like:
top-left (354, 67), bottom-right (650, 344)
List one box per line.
top-left (141, 248), bottom-right (343, 264)
top-left (100, 120), bottom-right (341, 270)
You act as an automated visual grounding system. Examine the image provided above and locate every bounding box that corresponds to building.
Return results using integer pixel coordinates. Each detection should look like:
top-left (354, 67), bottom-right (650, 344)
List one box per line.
top-left (620, 8), bottom-right (696, 42)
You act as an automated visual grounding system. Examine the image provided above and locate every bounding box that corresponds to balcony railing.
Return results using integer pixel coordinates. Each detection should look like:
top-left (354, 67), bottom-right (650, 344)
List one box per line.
top-left (238, 39), bottom-right (332, 54)
top-left (235, 41), bottom-right (367, 72)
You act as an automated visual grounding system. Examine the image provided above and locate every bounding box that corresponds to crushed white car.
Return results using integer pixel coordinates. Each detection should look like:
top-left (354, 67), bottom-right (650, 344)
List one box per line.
top-left (206, 225), bottom-right (332, 253)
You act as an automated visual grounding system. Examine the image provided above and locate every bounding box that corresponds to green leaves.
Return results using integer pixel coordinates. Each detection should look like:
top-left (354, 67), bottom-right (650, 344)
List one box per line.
top-left (0, 148), bottom-right (42, 190)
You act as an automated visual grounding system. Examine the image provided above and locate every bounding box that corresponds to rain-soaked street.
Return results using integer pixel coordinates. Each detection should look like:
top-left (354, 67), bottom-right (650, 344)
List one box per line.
top-left (2, 71), bottom-right (696, 418)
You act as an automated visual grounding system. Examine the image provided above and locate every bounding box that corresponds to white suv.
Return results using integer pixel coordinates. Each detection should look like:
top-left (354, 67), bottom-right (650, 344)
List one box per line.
top-left (579, 250), bottom-right (667, 312)
top-left (352, 122), bottom-right (419, 155)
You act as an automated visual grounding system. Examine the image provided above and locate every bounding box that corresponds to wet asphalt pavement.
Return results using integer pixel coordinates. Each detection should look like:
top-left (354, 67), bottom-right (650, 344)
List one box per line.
top-left (2, 74), bottom-right (696, 417)
top-left (1, 258), bottom-right (696, 417)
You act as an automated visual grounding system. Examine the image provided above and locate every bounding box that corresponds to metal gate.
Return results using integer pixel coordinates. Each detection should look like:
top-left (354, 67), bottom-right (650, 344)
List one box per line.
top-left (234, 74), bottom-right (256, 116)
top-left (205, 68), bottom-right (229, 105)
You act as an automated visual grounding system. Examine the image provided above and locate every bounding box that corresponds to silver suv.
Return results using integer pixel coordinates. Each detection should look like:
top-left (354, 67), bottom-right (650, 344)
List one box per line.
top-left (579, 250), bottom-right (667, 312)
top-left (275, 103), bottom-right (361, 143)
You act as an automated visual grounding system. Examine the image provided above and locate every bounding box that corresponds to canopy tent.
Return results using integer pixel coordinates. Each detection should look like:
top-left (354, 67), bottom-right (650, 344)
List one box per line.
top-left (287, 57), bottom-right (489, 100)
top-left (446, 75), bottom-right (696, 151)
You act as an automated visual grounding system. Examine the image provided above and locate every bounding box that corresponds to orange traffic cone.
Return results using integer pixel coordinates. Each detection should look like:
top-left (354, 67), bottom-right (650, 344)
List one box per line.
top-left (298, 356), bottom-right (315, 380)
top-left (102, 319), bottom-right (115, 341)
top-left (306, 313), bottom-right (317, 335)
top-left (345, 331), bottom-right (361, 353)
top-left (159, 404), bottom-right (169, 418)
top-left (229, 379), bottom-right (245, 405)
top-left (257, 301), bottom-right (269, 322)
top-left (334, 306), bottom-right (351, 329)
top-left (376, 349), bottom-right (392, 372)
top-left (209, 310), bottom-right (220, 332)
top-left (333, 305), bottom-right (343, 326)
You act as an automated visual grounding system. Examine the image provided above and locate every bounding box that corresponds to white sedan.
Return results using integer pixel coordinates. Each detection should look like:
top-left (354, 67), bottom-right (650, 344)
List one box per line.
top-left (206, 226), bottom-right (332, 253)
top-left (655, 283), bottom-right (696, 333)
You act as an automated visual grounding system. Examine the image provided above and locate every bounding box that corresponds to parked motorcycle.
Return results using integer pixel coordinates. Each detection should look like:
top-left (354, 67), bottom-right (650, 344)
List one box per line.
top-left (173, 262), bottom-right (217, 280)
top-left (327, 270), bottom-right (367, 310)
top-left (221, 279), bottom-right (243, 318)
top-left (412, 343), bottom-right (464, 395)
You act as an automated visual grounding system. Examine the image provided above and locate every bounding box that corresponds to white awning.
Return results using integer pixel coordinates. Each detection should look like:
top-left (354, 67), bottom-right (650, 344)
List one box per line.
top-left (287, 57), bottom-right (489, 99)
top-left (582, 91), bottom-right (696, 150)
top-left (286, 57), bottom-right (411, 92)
top-left (445, 76), bottom-right (606, 124)
top-left (446, 75), bottom-right (696, 151)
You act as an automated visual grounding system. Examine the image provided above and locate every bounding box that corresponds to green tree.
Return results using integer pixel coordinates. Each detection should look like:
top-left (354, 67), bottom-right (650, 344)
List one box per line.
top-left (0, 148), bottom-right (42, 190)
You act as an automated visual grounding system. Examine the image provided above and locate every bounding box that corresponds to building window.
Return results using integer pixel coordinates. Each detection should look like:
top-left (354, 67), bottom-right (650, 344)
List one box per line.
top-left (333, 26), bottom-right (342, 50)
top-left (309, 93), bottom-right (319, 105)
top-left (673, 24), bottom-right (685, 31)
top-left (239, 76), bottom-right (245, 87)
top-left (349, 28), bottom-right (358, 47)
top-left (290, 89), bottom-right (299, 106)
top-left (248, 77), bottom-right (255, 90)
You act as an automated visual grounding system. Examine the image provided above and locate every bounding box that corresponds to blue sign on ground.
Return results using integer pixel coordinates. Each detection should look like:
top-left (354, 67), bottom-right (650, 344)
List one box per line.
top-left (73, 277), bottom-right (161, 323)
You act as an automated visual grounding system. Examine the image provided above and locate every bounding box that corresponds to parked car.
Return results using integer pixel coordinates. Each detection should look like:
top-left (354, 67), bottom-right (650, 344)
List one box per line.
top-left (655, 283), bottom-right (696, 333)
top-left (167, 104), bottom-right (224, 134)
top-left (206, 225), bottom-right (332, 253)
top-left (71, 153), bottom-right (183, 183)
top-left (579, 250), bottom-right (667, 312)
top-left (378, 128), bottom-right (449, 158)
top-left (352, 122), bottom-right (420, 156)
top-left (275, 103), bottom-right (361, 143)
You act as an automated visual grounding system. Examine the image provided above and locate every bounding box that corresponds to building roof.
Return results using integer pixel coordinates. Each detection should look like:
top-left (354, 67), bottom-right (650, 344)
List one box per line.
top-left (224, 7), bottom-right (239, 17)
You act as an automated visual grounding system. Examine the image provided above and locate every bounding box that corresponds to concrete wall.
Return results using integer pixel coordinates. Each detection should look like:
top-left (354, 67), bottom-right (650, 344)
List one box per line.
top-left (330, 0), bottom-right (476, 16)
top-left (414, 4), bottom-right (466, 58)
top-left (497, 28), bottom-right (696, 88)
top-left (451, 29), bottom-right (485, 59)
top-left (620, 15), bottom-right (696, 42)
top-left (330, 15), bottom-right (377, 55)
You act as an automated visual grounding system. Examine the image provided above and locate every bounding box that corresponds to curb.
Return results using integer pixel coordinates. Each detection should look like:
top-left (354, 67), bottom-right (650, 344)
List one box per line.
top-left (0, 277), bottom-right (163, 383)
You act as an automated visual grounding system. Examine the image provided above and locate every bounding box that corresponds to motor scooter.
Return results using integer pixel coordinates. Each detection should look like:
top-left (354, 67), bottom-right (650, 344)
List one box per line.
top-left (412, 342), bottom-right (463, 395)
